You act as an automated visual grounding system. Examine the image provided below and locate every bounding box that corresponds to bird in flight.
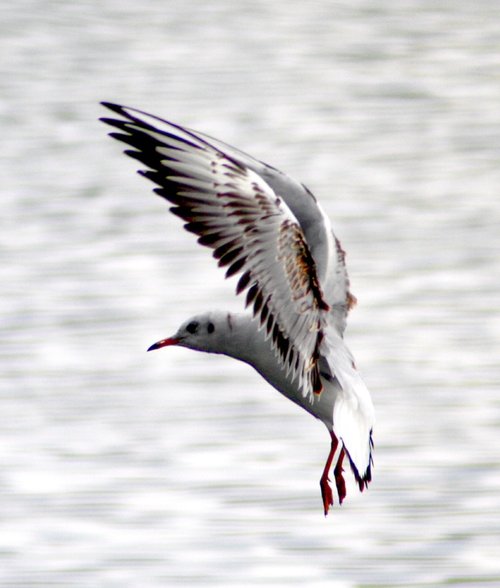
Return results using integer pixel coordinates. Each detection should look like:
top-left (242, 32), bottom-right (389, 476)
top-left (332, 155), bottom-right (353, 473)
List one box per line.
top-left (101, 103), bottom-right (374, 515)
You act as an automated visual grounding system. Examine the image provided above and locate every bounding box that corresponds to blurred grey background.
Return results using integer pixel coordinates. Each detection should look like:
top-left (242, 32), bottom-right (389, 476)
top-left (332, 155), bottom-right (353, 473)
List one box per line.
top-left (1, 1), bottom-right (499, 586)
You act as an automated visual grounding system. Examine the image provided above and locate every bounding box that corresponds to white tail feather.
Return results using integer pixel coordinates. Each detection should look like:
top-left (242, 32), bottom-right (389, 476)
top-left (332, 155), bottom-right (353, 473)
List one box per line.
top-left (324, 332), bottom-right (374, 479)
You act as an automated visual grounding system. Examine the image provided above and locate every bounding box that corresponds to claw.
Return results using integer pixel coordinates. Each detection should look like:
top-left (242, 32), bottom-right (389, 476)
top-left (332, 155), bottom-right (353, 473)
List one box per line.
top-left (320, 476), bottom-right (334, 516)
top-left (319, 433), bottom-right (341, 516)
top-left (334, 449), bottom-right (347, 504)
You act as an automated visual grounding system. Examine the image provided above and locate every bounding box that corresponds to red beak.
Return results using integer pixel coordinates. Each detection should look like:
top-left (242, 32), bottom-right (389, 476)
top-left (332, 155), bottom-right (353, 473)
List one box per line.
top-left (147, 337), bottom-right (181, 352)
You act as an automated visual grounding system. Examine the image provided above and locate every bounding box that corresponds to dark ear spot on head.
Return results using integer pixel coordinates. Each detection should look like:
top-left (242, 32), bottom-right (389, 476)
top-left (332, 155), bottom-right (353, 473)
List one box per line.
top-left (186, 321), bottom-right (199, 334)
top-left (207, 322), bottom-right (215, 334)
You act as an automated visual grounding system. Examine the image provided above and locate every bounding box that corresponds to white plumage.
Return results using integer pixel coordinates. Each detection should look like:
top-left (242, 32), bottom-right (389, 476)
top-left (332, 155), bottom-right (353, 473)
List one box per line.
top-left (101, 103), bottom-right (374, 515)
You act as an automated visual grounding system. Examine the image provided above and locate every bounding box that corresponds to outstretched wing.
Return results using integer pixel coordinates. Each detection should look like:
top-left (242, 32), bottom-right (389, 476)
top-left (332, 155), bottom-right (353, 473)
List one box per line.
top-left (101, 103), bottom-right (330, 399)
top-left (177, 126), bottom-right (356, 335)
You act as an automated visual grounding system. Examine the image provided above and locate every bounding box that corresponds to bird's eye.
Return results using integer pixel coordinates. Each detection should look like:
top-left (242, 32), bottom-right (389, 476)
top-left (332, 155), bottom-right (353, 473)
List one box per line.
top-left (186, 321), bottom-right (199, 334)
top-left (207, 322), bottom-right (215, 334)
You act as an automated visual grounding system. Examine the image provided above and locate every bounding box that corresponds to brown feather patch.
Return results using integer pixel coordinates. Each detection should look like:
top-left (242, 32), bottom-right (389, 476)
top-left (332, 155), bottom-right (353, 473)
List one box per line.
top-left (277, 220), bottom-right (329, 313)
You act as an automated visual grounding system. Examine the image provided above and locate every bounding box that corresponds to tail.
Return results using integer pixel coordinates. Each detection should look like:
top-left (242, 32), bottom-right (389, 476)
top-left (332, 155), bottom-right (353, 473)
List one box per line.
top-left (344, 429), bottom-right (374, 491)
top-left (323, 332), bottom-right (375, 487)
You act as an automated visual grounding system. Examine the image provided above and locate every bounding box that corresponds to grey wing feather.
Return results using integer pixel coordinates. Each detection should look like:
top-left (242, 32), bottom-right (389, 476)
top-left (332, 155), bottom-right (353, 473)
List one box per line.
top-left (192, 129), bottom-right (355, 335)
top-left (101, 102), bottom-right (332, 398)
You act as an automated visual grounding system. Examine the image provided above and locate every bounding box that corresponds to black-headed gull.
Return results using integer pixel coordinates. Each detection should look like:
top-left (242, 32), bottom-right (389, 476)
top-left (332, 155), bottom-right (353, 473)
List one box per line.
top-left (101, 103), bottom-right (374, 515)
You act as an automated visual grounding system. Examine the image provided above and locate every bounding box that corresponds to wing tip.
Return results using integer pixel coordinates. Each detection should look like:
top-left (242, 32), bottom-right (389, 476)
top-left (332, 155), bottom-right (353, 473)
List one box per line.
top-left (100, 101), bottom-right (129, 117)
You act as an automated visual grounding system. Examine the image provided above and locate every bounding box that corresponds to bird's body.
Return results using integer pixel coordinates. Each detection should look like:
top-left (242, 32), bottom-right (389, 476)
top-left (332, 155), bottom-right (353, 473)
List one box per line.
top-left (101, 103), bottom-right (374, 515)
top-left (171, 311), bottom-right (337, 426)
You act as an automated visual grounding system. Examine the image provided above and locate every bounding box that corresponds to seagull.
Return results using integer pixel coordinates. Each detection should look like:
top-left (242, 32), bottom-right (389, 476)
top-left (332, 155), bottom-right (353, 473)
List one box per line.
top-left (100, 102), bottom-right (374, 515)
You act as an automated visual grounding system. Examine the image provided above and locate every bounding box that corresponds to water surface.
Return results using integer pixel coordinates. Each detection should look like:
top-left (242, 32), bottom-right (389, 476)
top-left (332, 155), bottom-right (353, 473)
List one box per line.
top-left (1, 1), bottom-right (499, 586)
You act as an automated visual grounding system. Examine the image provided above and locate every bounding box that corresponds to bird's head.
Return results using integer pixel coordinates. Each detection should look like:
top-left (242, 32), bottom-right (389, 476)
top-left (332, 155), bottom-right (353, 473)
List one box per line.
top-left (147, 311), bottom-right (231, 355)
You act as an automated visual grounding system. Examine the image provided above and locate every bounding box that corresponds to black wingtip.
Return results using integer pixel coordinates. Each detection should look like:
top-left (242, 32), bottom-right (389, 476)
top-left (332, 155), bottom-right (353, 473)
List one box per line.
top-left (100, 101), bottom-right (123, 114)
top-left (99, 102), bottom-right (172, 137)
top-left (99, 102), bottom-right (129, 130)
top-left (100, 102), bottom-right (139, 125)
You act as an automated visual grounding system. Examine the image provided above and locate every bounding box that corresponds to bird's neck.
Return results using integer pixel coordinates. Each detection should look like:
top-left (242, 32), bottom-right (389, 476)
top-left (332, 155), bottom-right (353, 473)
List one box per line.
top-left (218, 313), bottom-right (264, 363)
top-left (217, 313), bottom-right (288, 382)
top-left (216, 312), bottom-right (335, 427)
top-left (218, 313), bottom-right (304, 401)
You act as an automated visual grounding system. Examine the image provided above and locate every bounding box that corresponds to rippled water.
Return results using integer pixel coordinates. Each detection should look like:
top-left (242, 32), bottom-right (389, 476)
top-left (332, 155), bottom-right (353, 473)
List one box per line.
top-left (1, 1), bottom-right (499, 586)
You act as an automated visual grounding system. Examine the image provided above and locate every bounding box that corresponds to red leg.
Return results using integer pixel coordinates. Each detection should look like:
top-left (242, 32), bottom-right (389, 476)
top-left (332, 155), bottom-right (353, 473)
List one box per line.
top-left (319, 433), bottom-right (339, 516)
top-left (334, 448), bottom-right (346, 504)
